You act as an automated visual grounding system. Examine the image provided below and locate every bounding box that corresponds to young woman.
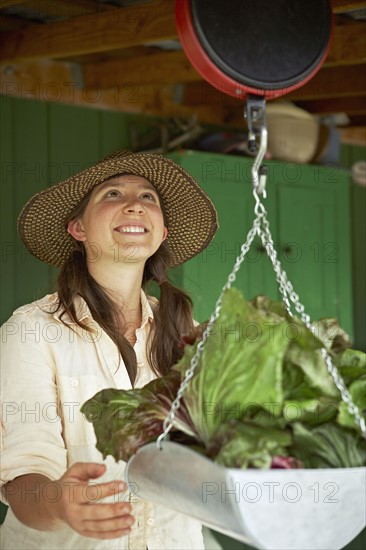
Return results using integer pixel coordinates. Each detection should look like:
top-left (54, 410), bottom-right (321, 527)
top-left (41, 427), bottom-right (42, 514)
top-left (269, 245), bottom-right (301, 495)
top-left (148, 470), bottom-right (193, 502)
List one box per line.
top-left (0, 150), bottom-right (218, 549)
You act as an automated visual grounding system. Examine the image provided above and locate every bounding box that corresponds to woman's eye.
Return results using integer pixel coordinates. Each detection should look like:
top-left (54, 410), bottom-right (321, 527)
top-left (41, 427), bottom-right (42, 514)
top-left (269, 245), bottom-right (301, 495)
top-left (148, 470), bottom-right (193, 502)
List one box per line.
top-left (141, 192), bottom-right (155, 201)
top-left (105, 190), bottom-right (121, 198)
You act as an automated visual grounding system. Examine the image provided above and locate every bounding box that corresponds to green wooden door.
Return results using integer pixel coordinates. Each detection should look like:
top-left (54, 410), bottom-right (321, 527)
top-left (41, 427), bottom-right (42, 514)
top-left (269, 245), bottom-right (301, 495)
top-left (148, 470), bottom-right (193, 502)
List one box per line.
top-left (278, 184), bottom-right (339, 320)
top-left (277, 165), bottom-right (353, 335)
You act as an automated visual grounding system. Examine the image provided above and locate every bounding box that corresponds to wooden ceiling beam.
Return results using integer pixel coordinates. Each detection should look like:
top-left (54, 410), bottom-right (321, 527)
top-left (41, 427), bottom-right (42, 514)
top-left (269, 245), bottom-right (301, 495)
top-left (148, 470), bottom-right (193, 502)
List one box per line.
top-left (1, 0), bottom-right (364, 14)
top-left (0, 0), bottom-right (25, 7)
top-left (331, 0), bottom-right (366, 13)
top-left (4, 0), bottom-right (115, 20)
top-left (347, 114), bottom-right (366, 126)
top-left (296, 96), bottom-right (366, 116)
top-left (0, 58), bottom-right (169, 113)
top-left (8, 59), bottom-right (362, 109)
top-left (179, 65), bottom-right (366, 106)
top-left (0, 0), bottom-right (176, 63)
top-left (287, 65), bottom-right (366, 100)
top-left (326, 22), bottom-right (366, 66)
top-left (1, 2), bottom-right (364, 66)
top-left (2, 59), bottom-right (365, 129)
top-left (0, 59), bottom-right (81, 97)
top-left (41, 0), bottom-right (115, 15)
top-left (81, 23), bottom-right (365, 89)
top-left (83, 50), bottom-right (201, 88)
top-left (0, 13), bottom-right (31, 30)
top-left (0, 59), bottom-right (241, 127)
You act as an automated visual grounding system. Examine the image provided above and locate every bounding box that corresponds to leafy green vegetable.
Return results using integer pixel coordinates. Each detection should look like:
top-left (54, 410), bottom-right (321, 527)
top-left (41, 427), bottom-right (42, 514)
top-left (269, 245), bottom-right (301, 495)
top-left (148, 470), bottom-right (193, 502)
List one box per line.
top-left (338, 377), bottom-right (366, 430)
top-left (282, 397), bottom-right (338, 425)
top-left (82, 288), bottom-right (366, 469)
top-left (214, 423), bottom-right (292, 469)
top-left (173, 290), bottom-right (287, 444)
top-left (337, 348), bottom-right (366, 385)
top-left (81, 370), bottom-right (197, 461)
top-left (291, 423), bottom-right (366, 468)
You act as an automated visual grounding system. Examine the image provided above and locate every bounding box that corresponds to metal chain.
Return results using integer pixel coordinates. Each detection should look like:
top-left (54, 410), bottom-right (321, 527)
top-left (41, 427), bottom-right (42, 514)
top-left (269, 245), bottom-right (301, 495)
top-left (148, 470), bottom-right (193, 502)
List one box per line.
top-left (157, 188), bottom-right (366, 446)
top-left (156, 213), bottom-right (260, 447)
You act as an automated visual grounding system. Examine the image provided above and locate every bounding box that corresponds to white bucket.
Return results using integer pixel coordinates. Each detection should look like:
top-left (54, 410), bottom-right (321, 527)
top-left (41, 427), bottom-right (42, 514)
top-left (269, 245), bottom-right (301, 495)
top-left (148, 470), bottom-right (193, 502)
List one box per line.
top-left (126, 441), bottom-right (366, 550)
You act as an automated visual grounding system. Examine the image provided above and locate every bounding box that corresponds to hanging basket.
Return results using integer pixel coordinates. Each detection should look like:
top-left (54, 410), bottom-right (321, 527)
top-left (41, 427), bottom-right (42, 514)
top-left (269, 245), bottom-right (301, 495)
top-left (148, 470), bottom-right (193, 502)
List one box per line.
top-left (126, 442), bottom-right (365, 550)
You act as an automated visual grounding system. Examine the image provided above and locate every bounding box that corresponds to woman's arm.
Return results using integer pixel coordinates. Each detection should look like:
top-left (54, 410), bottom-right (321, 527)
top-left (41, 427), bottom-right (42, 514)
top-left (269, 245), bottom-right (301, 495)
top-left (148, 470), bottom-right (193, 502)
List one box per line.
top-left (4, 462), bottom-right (134, 540)
top-left (5, 473), bottom-right (62, 530)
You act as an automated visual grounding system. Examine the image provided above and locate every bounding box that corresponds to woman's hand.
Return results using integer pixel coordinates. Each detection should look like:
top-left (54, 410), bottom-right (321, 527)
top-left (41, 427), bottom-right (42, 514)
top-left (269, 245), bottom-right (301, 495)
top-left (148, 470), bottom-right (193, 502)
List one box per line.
top-left (5, 464), bottom-right (134, 538)
top-left (55, 462), bottom-right (134, 540)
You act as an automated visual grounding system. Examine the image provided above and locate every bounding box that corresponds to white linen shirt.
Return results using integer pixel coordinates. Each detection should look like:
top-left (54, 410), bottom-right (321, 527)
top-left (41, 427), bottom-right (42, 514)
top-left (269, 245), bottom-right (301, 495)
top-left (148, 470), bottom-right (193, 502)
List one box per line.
top-left (0, 291), bottom-right (204, 550)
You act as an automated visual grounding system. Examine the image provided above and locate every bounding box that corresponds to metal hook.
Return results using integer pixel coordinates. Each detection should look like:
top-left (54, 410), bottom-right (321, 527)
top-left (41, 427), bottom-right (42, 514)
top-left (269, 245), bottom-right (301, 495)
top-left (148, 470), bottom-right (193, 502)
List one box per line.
top-left (245, 95), bottom-right (268, 197)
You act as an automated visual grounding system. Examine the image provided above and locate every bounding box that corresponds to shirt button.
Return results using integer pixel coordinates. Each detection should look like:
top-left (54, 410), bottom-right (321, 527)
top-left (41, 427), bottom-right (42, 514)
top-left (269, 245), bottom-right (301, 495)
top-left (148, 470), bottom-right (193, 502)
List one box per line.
top-left (70, 379), bottom-right (78, 387)
top-left (147, 517), bottom-right (154, 526)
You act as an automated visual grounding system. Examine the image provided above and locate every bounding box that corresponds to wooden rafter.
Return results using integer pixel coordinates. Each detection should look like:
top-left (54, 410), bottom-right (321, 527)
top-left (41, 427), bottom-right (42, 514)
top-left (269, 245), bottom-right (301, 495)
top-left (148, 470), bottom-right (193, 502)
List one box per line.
top-left (7, 21), bottom-right (359, 93)
top-left (83, 50), bottom-right (201, 88)
top-left (297, 96), bottom-right (366, 116)
top-left (180, 65), bottom-right (366, 107)
top-left (0, 58), bottom-right (242, 127)
top-left (0, 0), bottom-right (114, 20)
top-left (0, 13), bottom-right (31, 30)
top-left (0, 59), bottom-right (79, 94)
top-left (36, 0), bottom-right (115, 15)
top-left (331, 0), bottom-right (366, 12)
top-left (0, 0), bottom-right (176, 62)
top-left (327, 22), bottom-right (366, 66)
top-left (0, 0), bottom-right (25, 7)
top-left (0, 58), bottom-right (163, 112)
top-left (75, 22), bottom-right (366, 90)
top-left (2, 57), bottom-right (364, 118)
top-left (287, 65), bottom-right (366, 100)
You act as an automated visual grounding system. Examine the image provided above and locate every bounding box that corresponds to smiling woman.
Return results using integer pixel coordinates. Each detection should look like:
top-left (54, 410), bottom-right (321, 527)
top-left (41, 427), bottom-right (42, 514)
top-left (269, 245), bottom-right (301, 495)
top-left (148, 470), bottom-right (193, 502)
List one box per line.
top-left (64, 173), bottom-right (169, 357)
top-left (0, 150), bottom-right (218, 550)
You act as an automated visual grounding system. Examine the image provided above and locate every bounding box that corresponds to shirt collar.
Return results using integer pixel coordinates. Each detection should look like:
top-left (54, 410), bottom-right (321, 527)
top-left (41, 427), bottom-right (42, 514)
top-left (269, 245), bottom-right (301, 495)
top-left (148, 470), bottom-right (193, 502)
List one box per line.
top-left (140, 288), bottom-right (155, 329)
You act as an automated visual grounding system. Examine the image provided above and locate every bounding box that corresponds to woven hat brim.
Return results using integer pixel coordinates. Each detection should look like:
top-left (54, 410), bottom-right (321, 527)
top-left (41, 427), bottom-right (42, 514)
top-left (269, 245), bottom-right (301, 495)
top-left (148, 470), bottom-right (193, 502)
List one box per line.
top-left (18, 151), bottom-right (219, 268)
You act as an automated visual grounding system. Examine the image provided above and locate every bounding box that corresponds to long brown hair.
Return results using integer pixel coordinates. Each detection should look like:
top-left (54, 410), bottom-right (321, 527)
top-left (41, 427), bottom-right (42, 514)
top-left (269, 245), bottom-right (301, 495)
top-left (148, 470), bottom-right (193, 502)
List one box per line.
top-left (55, 181), bottom-right (194, 386)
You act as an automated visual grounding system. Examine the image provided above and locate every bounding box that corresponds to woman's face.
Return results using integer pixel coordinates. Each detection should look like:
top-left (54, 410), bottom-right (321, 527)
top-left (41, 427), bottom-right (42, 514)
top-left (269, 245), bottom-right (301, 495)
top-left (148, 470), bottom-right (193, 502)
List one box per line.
top-left (67, 174), bottom-right (168, 265)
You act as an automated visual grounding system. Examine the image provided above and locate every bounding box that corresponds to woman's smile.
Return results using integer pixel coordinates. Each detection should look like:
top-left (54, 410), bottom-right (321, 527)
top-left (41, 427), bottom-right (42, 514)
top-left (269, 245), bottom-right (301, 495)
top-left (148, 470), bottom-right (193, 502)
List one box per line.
top-left (115, 225), bottom-right (147, 234)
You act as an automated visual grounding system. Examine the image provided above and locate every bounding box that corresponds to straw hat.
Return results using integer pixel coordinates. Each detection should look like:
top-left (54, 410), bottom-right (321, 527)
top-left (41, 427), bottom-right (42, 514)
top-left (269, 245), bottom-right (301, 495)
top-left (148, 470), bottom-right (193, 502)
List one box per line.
top-left (266, 102), bottom-right (320, 164)
top-left (18, 150), bottom-right (219, 268)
